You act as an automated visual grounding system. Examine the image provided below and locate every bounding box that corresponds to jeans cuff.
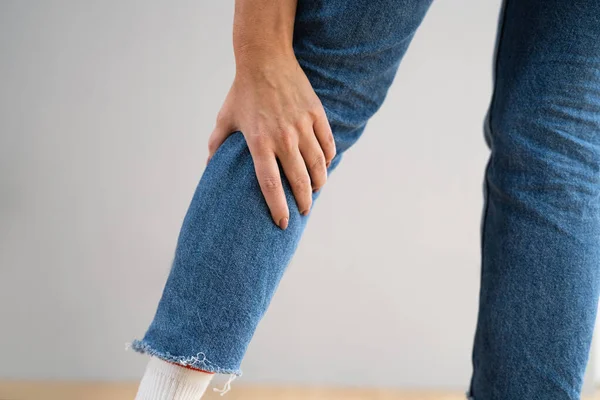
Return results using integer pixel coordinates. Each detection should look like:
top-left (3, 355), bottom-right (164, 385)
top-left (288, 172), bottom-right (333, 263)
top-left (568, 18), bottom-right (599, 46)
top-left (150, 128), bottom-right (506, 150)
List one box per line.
top-left (128, 339), bottom-right (243, 376)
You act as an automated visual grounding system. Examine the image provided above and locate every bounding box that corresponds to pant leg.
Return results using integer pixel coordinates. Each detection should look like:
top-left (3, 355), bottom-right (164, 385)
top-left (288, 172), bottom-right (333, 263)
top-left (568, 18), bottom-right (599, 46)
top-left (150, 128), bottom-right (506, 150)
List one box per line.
top-left (470, 1), bottom-right (600, 399)
top-left (132, 0), bottom-right (433, 375)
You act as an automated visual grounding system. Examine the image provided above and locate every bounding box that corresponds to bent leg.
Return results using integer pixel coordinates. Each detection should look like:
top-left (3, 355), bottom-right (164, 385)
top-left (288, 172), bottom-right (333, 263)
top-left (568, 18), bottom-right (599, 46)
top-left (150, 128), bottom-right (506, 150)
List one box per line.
top-left (470, 1), bottom-right (600, 399)
top-left (133, 0), bottom-right (433, 375)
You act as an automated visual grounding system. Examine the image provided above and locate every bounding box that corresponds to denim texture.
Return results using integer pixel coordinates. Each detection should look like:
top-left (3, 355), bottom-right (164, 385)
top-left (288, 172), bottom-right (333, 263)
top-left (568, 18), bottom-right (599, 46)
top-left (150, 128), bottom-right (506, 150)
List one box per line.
top-left (132, 0), bottom-right (600, 398)
top-left (469, 1), bottom-right (600, 399)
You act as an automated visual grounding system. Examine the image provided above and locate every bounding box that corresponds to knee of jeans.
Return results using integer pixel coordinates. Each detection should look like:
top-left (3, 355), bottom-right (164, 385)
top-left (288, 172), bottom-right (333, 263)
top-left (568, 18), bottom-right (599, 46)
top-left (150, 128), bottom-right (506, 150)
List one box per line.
top-left (292, 0), bottom-right (434, 152)
top-left (486, 66), bottom-right (600, 222)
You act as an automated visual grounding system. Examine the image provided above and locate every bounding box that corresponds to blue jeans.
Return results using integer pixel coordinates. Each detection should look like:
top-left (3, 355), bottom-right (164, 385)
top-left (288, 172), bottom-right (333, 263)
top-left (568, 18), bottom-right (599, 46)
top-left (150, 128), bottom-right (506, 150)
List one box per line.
top-left (132, 0), bottom-right (600, 398)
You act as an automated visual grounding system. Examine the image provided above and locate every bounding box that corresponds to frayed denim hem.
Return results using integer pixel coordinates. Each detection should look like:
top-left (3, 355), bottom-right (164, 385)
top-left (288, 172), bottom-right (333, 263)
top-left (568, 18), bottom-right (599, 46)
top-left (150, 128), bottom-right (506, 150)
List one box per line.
top-left (128, 339), bottom-right (243, 376)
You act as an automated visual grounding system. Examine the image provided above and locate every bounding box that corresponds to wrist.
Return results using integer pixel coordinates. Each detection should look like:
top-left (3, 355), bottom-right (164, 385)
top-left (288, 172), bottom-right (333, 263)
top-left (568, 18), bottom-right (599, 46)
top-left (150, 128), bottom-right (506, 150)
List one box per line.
top-left (232, 1), bottom-right (296, 68)
top-left (234, 41), bottom-right (296, 72)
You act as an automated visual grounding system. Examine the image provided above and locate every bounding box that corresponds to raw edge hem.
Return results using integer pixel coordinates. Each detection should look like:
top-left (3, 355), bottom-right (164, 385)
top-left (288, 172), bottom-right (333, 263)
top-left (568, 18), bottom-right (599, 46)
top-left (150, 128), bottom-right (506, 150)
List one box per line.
top-left (128, 339), bottom-right (242, 376)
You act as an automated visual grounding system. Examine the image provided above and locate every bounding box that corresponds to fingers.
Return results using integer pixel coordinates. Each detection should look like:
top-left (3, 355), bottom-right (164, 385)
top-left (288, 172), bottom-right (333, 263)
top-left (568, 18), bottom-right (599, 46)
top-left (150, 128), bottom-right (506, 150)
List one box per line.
top-left (248, 128), bottom-right (314, 230)
top-left (299, 134), bottom-right (327, 193)
top-left (248, 143), bottom-right (290, 230)
top-left (217, 108), bottom-right (332, 230)
top-left (278, 143), bottom-right (313, 216)
top-left (313, 112), bottom-right (336, 168)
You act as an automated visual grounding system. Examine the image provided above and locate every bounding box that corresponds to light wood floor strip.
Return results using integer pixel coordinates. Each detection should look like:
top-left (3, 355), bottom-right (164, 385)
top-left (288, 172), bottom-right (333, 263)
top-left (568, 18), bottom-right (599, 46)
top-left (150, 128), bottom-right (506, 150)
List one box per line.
top-left (0, 382), bottom-right (598, 400)
top-left (0, 382), bottom-right (455, 400)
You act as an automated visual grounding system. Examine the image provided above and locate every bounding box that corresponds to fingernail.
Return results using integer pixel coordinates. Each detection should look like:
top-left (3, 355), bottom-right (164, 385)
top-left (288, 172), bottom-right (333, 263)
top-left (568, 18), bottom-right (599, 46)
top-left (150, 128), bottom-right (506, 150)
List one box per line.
top-left (278, 217), bottom-right (289, 230)
top-left (312, 188), bottom-right (319, 193)
top-left (326, 161), bottom-right (331, 168)
top-left (301, 209), bottom-right (310, 216)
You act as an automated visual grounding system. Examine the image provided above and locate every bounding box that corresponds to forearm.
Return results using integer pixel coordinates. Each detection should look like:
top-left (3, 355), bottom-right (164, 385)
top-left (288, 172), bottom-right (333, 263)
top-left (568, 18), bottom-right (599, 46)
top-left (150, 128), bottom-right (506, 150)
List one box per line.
top-left (233, 0), bottom-right (298, 66)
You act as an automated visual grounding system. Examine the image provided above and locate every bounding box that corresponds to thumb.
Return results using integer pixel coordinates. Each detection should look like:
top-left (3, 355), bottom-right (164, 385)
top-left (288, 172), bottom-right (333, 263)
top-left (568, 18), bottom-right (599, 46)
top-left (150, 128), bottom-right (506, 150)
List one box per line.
top-left (207, 118), bottom-right (235, 165)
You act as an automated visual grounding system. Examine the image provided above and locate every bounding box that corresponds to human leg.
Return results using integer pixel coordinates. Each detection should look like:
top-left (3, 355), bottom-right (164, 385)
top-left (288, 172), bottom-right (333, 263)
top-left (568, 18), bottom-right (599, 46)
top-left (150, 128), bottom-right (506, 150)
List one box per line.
top-left (470, 1), bottom-right (600, 398)
top-left (133, 0), bottom-right (433, 381)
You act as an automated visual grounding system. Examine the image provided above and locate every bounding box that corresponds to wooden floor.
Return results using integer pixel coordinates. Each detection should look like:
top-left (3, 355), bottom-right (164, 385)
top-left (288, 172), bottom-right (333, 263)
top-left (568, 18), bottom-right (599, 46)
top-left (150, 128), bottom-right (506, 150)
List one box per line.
top-left (0, 382), bottom-right (461, 400)
top-left (0, 382), bottom-right (598, 400)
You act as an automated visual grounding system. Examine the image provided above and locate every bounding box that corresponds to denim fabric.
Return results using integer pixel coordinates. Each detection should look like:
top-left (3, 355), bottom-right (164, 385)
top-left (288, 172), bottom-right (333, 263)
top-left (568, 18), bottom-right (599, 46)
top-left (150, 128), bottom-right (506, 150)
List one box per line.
top-left (132, 0), bottom-right (433, 375)
top-left (132, 0), bottom-right (600, 398)
top-left (469, 1), bottom-right (600, 399)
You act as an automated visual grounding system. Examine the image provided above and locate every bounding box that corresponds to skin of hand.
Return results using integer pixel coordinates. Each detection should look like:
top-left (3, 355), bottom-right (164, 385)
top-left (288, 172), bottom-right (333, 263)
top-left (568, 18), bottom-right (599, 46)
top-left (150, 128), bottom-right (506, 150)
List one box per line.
top-left (207, 0), bottom-right (336, 230)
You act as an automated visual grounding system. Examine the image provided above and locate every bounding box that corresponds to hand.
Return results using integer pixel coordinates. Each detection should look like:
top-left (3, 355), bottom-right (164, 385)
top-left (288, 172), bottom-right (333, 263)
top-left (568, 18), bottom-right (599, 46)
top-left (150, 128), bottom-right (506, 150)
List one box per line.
top-left (207, 53), bottom-right (336, 230)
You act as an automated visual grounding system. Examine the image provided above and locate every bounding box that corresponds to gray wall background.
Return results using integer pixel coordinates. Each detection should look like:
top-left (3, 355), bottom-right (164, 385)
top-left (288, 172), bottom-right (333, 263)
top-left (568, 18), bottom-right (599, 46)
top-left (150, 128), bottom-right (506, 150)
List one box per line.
top-left (0, 0), bottom-right (529, 389)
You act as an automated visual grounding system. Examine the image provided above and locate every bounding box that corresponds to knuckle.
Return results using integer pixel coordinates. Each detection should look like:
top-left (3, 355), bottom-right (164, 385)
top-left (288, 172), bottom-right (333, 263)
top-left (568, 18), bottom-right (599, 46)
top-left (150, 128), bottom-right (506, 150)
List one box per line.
top-left (297, 113), bottom-right (313, 129)
top-left (261, 176), bottom-right (281, 193)
top-left (248, 133), bottom-right (268, 149)
top-left (308, 105), bottom-right (323, 119)
top-left (292, 173), bottom-right (311, 189)
top-left (269, 124), bottom-right (297, 151)
top-left (277, 131), bottom-right (296, 153)
top-left (327, 133), bottom-right (336, 147)
top-left (310, 154), bottom-right (326, 171)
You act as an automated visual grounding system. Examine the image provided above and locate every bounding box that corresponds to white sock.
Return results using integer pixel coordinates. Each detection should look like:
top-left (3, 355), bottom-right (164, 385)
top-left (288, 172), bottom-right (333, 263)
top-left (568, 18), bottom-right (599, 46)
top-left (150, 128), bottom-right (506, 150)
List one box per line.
top-left (135, 357), bottom-right (214, 400)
